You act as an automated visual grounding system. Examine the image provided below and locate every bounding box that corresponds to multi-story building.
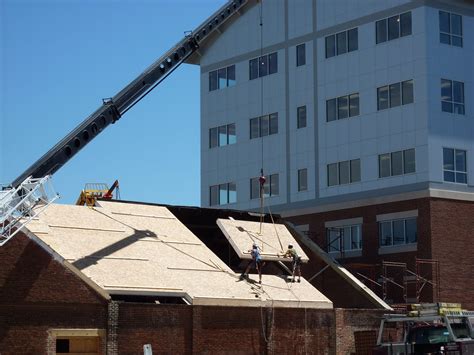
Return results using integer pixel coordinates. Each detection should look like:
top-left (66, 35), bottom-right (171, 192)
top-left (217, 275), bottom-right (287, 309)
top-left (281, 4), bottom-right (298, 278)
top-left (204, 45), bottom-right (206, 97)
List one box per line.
top-left (190, 0), bottom-right (474, 307)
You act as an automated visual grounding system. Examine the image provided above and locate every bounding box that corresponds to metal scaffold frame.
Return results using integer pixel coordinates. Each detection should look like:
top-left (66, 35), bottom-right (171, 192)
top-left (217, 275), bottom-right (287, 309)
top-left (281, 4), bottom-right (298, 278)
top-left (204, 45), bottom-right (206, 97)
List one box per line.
top-left (0, 175), bottom-right (58, 246)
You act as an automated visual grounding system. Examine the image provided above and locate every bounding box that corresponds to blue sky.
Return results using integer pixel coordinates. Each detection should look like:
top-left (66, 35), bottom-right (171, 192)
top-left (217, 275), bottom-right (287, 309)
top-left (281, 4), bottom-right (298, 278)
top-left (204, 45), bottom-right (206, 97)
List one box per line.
top-left (1, 0), bottom-right (227, 206)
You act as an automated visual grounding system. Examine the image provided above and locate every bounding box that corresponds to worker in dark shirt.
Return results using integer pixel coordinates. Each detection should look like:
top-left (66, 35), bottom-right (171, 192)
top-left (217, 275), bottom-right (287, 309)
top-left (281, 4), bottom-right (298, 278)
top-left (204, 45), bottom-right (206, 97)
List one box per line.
top-left (282, 244), bottom-right (301, 283)
top-left (240, 243), bottom-right (263, 284)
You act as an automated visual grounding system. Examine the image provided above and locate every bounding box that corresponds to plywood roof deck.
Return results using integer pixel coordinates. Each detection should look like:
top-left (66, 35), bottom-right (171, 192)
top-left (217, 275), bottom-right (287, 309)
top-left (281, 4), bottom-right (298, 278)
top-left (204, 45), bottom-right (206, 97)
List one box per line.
top-left (26, 202), bottom-right (331, 309)
top-left (217, 218), bottom-right (310, 262)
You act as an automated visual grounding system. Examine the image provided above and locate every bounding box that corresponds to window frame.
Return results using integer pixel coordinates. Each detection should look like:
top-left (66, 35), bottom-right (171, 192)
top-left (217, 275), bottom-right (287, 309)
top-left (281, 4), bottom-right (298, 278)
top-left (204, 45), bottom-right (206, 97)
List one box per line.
top-left (297, 105), bottom-right (307, 129)
top-left (378, 149), bottom-right (416, 178)
top-left (249, 52), bottom-right (278, 80)
top-left (325, 28), bottom-right (358, 59)
top-left (326, 93), bottom-right (360, 121)
top-left (377, 80), bottom-right (414, 110)
top-left (327, 159), bottom-right (361, 186)
top-left (209, 65), bottom-right (236, 91)
top-left (443, 147), bottom-right (467, 184)
top-left (250, 173), bottom-right (279, 199)
top-left (326, 224), bottom-right (362, 252)
top-left (209, 123), bottom-right (237, 148)
top-left (298, 168), bottom-right (308, 192)
top-left (210, 182), bottom-right (237, 206)
top-left (296, 43), bottom-right (306, 67)
top-left (439, 10), bottom-right (463, 47)
top-left (379, 217), bottom-right (417, 247)
top-left (376, 12), bottom-right (412, 44)
top-left (249, 113), bottom-right (278, 139)
top-left (441, 79), bottom-right (465, 115)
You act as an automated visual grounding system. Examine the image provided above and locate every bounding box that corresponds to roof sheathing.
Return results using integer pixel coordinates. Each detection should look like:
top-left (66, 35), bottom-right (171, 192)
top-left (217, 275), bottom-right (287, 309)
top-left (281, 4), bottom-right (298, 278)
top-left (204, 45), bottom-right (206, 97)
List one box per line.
top-left (26, 202), bottom-right (332, 309)
top-left (217, 218), bottom-right (310, 262)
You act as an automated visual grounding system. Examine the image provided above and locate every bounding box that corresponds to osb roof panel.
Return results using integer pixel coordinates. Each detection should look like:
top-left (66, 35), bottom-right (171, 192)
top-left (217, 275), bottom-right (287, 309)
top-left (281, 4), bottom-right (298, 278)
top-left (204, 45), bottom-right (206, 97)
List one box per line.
top-left (217, 218), bottom-right (310, 262)
top-left (28, 202), bottom-right (331, 308)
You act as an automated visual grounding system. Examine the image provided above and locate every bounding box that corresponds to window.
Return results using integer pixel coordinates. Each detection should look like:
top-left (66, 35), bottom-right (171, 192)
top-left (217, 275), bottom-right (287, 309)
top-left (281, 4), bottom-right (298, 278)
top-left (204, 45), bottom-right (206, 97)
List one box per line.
top-left (209, 123), bottom-right (236, 148)
top-left (210, 182), bottom-right (237, 206)
top-left (441, 79), bottom-right (465, 115)
top-left (377, 80), bottom-right (413, 110)
top-left (296, 43), bottom-right (306, 66)
top-left (379, 217), bottom-right (417, 247)
top-left (378, 149), bottom-right (416, 178)
top-left (376, 12), bottom-right (412, 44)
top-left (443, 148), bottom-right (467, 184)
top-left (327, 159), bottom-right (361, 186)
top-left (250, 174), bottom-right (279, 199)
top-left (325, 28), bottom-right (358, 58)
top-left (439, 11), bottom-right (463, 47)
top-left (326, 93), bottom-right (359, 121)
top-left (249, 113), bottom-right (278, 139)
top-left (326, 224), bottom-right (362, 252)
top-left (209, 65), bottom-right (236, 91)
top-left (297, 106), bottom-right (307, 128)
top-left (298, 168), bottom-right (307, 191)
top-left (249, 52), bottom-right (278, 80)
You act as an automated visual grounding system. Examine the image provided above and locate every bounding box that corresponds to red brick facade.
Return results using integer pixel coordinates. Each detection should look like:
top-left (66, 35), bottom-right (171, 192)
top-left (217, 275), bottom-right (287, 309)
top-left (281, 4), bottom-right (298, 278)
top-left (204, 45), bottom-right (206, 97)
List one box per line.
top-left (0, 233), bottom-right (108, 354)
top-left (286, 197), bottom-right (474, 310)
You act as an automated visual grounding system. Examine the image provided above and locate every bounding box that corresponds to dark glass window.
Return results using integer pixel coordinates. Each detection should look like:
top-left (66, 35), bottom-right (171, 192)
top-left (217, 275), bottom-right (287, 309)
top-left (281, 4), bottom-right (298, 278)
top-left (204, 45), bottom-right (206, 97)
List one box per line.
top-left (296, 44), bottom-right (305, 66)
top-left (227, 65), bottom-right (236, 87)
top-left (269, 52), bottom-right (278, 74)
top-left (327, 163), bottom-right (338, 186)
top-left (377, 86), bottom-right (389, 110)
top-left (210, 185), bottom-right (219, 206)
top-left (260, 115), bottom-right (269, 137)
top-left (404, 149), bottom-right (416, 174)
top-left (209, 70), bottom-right (218, 91)
top-left (376, 19), bottom-right (387, 44)
top-left (349, 93), bottom-right (360, 117)
top-left (379, 153), bottom-right (391, 178)
top-left (269, 113), bottom-right (278, 135)
top-left (350, 159), bottom-right (361, 182)
top-left (339, 160), bottom-right (350, 185)
top-left (325, 35), bottom-right (336, 58)
top-left (249, 58), bottom-right (259, 80)
top-left (259, 55), bottom-right (268, 77)
top-left (391, 151), bottom-right (403, 176)
top-left (337, 96), bottom-right (349, 119)
top-left (326, 99), bottom-right (337, 122)
top-left (388, 15), bottom-right (400, 41)
top-left (297, 106), bottom-right (306, 128)
top-left (298, 168), bottom-right (307, 191)
top-left (402, 80), bottom-right (414, 105)
top-left (439, 11), bottom-right (463, 47)
top-left (443, 148), bottom-right (467, 184)
top-left (218, 125), bottom-right (227, 146)
top-left (389, 83), bottom-right (401, 107)
top-left (441, 79), bottom-right (464, 115)
top-left (348, 28), bottom-right (358, 52)
top-left (336, 31), bottom-right (347, 55)
top-left (218, 68), bottom-right (227, 89)
top-left (250, 117), bottom-right (259, 139)
top-left (209, 127), bottom-right (218, 148)
top-left (400, 12), bottom-right (412, 37)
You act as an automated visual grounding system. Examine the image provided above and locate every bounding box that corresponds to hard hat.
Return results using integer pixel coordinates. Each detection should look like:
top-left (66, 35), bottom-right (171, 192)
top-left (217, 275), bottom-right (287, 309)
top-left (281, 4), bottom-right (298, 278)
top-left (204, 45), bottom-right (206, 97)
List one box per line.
top-left (288, 244), bottom-right (293, 248)
top-left (253, 243), bottom-right (258, 248)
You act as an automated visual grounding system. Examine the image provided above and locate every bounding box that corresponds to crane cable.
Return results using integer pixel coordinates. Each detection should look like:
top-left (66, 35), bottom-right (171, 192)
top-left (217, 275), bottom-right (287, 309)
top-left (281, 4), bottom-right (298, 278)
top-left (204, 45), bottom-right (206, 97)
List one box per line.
top-left (258, 0), bottom-right (265, 240)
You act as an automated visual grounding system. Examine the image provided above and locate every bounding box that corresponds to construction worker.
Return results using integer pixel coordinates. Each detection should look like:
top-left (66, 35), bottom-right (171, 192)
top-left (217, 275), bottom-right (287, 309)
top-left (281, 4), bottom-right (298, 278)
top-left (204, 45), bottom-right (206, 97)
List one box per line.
top-left (282, 244), bottom-right (301, 283)
top-left (240, 243), bottom-right (263, 284)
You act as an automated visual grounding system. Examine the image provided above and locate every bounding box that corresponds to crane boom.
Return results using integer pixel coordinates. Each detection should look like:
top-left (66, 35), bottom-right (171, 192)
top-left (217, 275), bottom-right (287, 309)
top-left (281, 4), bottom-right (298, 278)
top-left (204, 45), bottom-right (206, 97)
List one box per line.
top-left (11, 0), bottom-right (247, 189)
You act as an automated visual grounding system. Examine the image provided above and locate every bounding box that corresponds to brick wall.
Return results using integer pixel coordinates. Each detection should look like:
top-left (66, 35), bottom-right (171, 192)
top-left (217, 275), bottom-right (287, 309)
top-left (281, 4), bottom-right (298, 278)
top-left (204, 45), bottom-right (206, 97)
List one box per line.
top-left (429, 198), bottom-right (474, 310)
top-left (286, 197), bottom-right (474, 309)
top-left (0, 233), bottom-right (108, 354)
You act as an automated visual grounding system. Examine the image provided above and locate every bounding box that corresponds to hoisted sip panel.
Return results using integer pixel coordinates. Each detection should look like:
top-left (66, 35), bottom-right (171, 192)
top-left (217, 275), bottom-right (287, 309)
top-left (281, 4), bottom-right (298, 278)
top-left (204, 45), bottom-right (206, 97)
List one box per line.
top-left (216, 218), bottom-right (309, 262)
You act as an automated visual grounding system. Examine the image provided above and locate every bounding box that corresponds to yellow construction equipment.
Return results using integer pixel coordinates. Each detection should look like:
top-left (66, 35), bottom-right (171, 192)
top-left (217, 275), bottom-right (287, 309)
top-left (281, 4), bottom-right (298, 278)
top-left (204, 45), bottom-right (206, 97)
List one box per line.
top-left (76, 180), bottom-right (120, 206)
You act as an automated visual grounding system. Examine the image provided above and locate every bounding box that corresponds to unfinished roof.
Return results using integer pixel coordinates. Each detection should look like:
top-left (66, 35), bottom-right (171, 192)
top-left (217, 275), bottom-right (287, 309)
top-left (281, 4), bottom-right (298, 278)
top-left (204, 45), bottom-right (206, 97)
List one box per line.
top-left (26, 201), bottom-right (331, 309)
top-left (217, 218), bottom-right (309, 262)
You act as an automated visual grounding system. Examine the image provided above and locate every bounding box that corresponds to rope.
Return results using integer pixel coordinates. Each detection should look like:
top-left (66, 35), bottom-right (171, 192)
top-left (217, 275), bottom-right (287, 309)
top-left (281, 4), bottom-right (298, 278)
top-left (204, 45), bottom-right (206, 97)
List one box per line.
top-left (266, 203), bottom-right (284, 251)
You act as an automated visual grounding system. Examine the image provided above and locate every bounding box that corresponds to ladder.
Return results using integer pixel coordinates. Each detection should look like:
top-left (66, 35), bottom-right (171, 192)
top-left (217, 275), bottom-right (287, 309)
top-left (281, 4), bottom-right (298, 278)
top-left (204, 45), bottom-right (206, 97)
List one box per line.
top-left (0, 175), bottom-right (58, 246)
